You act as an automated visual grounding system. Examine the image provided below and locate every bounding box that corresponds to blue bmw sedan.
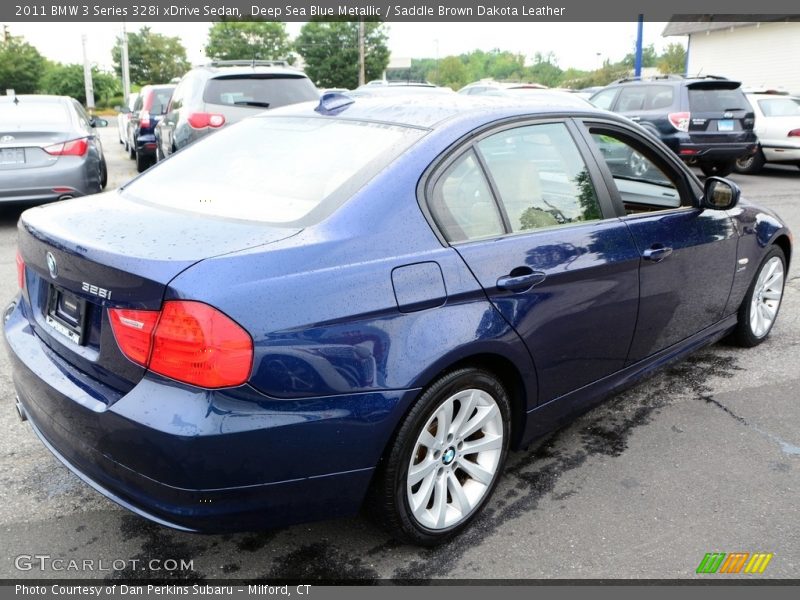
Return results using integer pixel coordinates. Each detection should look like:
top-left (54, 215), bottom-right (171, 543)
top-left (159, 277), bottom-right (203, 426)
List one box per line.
top-left (4, 93), bottom-right (791, 546)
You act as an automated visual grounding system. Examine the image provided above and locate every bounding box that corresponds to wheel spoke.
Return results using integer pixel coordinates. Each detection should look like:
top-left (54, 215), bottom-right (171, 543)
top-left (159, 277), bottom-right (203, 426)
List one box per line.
top-left (764, 272), bottom-right (783, 290)
top-left (447, 472), bottom-right (471, 515)
top-left (762, 289), bottom-right (782, 301)
top-left (435, 401), bottom-right (453, 446)
top-left (432, 474), bottom-right (448, 528)
top-left (408, 457), bottom-right (438, 486)
top-left (449, 390), bottom-right (478, 438)
top-left (760, 301), bottom-right (776, 321)
top-left (416, 429), bottom-right (438, 451)
top-left (457, 458), bottom-right (494, 485)
top-left (410, 471), bottom-right (436, 513)
top-left (461, 434), bottom-right (503, 455)
top-left (458, 403), bottom-right (499, 440)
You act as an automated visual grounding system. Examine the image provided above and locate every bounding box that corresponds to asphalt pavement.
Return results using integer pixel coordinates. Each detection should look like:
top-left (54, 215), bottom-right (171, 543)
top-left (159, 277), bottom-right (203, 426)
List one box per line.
top-left (0, 126), bottom-right (798, 581)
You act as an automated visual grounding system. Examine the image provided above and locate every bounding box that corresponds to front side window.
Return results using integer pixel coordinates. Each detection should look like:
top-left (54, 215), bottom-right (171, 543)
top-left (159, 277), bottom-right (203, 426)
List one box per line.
top-left (590, 88), bottom-right (618, 110)
top-left (589, 129), bottom-right (684, 214)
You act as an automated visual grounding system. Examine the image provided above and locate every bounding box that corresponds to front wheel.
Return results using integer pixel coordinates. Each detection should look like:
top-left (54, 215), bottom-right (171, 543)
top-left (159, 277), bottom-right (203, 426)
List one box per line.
top-left (732, 247), bottom-right (786, 347)
top-left (700, 161), bottom-right (734, 177)
top-left (370, 368), bottom-right (511, 546)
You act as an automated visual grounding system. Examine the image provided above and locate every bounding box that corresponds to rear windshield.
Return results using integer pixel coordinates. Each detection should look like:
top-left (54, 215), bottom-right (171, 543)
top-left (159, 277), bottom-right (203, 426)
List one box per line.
top-left (688, 88), bottom-right (749, 113)
top-left (122, 116), bottom-right (426, 225)
top-left (203, 75), bottom-right (319, 109)
top-left (757, 98), bottom-right (800, 117)
top-left (0, 102), bottom-right (70, 128)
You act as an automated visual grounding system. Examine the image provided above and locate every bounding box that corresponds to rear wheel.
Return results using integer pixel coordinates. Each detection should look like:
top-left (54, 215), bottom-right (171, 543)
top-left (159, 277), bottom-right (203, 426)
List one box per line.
top-left (734, 149), bottom-right (765, 175)
top-left (99, 157), bottom-right (108, 189)
top-left (370, 368), bottom-right (511, 546)
top-left (732, 247), bottom-right (786, 347)
top-left (700, 161), bottom-right (734, 177)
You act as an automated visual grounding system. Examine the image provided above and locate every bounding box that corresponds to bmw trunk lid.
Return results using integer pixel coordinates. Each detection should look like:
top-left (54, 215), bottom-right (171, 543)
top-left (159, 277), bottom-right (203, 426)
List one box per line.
top-left (17, 191), bottom-right (301, 396)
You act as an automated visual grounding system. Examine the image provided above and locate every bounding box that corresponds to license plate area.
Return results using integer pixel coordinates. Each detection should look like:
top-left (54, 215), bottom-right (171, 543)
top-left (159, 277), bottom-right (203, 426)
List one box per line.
top-left (0, 148), bottom-right (25, 165)
top-left (45, 285), bottom-right (86, 345)
top-left (717, 119), bottom-right (734, 132)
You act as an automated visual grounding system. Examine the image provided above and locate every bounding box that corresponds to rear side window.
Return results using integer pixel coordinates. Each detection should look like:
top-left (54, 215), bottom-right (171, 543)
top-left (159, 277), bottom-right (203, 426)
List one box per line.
top-left (617, 87), bottom-right (647, 112)
top-left (123, 116), bottom-right (425, 225)
top-left (203, 75), bottom-right (319, 109)
top-left (645, 86), bottom-right (674, 110)
top-left (758, 98), bottom-right (800, 117)
top-left (688, 87), bottom-right (749, 112)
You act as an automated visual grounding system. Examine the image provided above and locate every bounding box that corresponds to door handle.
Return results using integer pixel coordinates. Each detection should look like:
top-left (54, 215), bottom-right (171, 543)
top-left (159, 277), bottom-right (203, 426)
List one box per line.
top-left (496, 270), bottom-right (546, 292)
top-left (642, 245), bottom-right (673, 262)
top-left (629, 116), bottom-right (641, 121)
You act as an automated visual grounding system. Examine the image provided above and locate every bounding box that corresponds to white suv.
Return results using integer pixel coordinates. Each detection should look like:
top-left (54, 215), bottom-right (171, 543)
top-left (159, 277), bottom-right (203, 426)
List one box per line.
top-left (735, 90), bottom-right (800, 174)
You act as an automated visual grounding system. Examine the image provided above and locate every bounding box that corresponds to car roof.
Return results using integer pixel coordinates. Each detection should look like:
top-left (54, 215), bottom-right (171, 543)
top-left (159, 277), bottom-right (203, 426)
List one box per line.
top-left (266, 93), bottom-right (610, 130)
top-left (191, 63), bottom-right (308, 78)
top-left (0, 94), bottom-right (71, 104)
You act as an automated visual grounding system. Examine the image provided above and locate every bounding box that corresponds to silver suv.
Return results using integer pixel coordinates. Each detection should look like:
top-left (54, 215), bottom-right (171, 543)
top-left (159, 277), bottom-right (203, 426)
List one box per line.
top-left (155, 60), bottom-right (319, 160)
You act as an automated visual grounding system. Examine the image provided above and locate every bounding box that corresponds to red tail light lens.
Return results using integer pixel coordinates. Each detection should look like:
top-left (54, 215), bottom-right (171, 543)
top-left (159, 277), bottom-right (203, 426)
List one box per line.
top-left (109, 301), bottom-right (252, 389)
top-left (668, 112), bottom-right (691, 132)
top-left (44, 138), bottom-right (89, 156)
top-left (187, 112), bottom-right (226, 129)
top-left (788, 129), bottom-right (800, 137)
top-left (140, 110), bottom-right (151, 129)
top-left (16, 252), bottom-right (25, 290)
top-left (108, 308), bottom-right (160, 366)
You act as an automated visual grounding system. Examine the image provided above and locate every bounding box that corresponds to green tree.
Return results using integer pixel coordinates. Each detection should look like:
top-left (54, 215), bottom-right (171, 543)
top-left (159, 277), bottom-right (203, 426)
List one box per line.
top-left (434, 56), bottom-right (468, 90)
top-left (294, 20), bottom-right (389, 89)
top-left (111, 27), bottom-right (190, 86)
top-left (39, 63), bottom-right (121, 105)
top-left (205, 20), bottom-right (292, 62)
top-left (658, 43), bottom-right (687, 75)
top-left (526, 52), bottom-right (563, 87)
top-left (0, 33), bottom-right (46, 94)
top-left (622, 43), bottom-right (657, 69)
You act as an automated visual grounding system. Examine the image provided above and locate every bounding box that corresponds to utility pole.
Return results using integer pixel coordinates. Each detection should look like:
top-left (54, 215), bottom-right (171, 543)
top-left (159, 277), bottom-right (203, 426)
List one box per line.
top-left (121, 22), bottom-right (131, 104)
top-left (358, 19), bottom-right (366, 86)
top-left (81, 34), bottom-right (95, 111)
top-left (634, 14), bottom-right (644, 78)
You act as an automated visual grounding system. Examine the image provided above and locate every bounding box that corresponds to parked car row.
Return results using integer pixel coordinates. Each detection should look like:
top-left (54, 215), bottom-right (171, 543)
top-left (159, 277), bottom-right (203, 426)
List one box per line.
top-left (586, 75), bottom-right (800, 176)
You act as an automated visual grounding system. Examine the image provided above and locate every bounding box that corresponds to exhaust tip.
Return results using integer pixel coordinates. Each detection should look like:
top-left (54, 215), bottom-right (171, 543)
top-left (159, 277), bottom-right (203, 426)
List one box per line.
top-left (58, 195), bottom-right (75, 201)
top-left (15, 397), bottom-right (27, 422)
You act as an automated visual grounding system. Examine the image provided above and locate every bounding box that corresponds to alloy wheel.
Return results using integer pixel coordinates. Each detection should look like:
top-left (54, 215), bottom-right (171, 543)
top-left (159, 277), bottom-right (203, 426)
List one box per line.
top-left (749, 256), bottom-right (784, 338)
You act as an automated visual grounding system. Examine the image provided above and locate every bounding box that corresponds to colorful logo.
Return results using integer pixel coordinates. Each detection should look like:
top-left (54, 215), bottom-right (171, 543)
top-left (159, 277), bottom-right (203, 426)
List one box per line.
top-left (696, 552), bottom-right (773, 574)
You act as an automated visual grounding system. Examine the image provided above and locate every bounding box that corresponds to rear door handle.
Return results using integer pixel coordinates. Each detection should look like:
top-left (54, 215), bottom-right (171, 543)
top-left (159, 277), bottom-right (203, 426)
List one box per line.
top-left (496, 270), bottom-right (546, 292)
top-left (642, 246), bottom-right (673, 262)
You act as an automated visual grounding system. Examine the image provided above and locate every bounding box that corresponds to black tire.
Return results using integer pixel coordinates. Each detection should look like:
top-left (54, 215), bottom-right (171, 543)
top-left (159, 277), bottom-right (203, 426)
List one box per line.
top-left (734, 149), bottom-right (766, 175)
top-left (99, 157), bottom-right (108, 189)
top-left (128, 144), bottom-right (135, 159)
top-left (731, 246), bottom-right (786, 347)
top-left (369, 367), bottom-right (511, 546)
top-left (700, 161), bottom-right (734, 177)
top-left (135, 151), bottom-right (150, 173)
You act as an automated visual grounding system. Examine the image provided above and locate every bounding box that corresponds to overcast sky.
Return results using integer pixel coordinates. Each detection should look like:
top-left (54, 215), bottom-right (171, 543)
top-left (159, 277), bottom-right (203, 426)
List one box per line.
top-left (6, 21), bottom-right (682, 73)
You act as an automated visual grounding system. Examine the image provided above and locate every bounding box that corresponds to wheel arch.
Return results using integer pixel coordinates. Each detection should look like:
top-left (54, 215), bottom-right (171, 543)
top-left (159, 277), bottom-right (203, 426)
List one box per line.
top-left (772, 234), bottom-right (792, 269)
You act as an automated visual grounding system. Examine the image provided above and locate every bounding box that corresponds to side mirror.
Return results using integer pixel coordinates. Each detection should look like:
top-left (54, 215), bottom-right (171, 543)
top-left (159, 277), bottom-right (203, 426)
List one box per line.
top-left (89, 117), bottom-right (108, 128)
top-left (701, 177), bottom-right (740, 211)
top-left (117, 106), bottom-right (131, 114)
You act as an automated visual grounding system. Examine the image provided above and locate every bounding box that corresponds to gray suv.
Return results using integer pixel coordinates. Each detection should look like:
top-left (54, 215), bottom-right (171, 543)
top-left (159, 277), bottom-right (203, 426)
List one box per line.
top-left (155, 60), bottom-right (319, 160)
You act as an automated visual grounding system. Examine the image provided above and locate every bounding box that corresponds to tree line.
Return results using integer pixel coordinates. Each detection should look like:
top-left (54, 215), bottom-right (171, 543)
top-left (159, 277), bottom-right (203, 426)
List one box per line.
top-left (1, 21), bottom-right (686, 108)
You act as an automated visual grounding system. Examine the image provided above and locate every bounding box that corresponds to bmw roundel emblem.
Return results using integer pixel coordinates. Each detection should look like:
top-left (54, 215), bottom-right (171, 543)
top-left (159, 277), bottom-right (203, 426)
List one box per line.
top-left (46, 252), bottom-right (58, 279)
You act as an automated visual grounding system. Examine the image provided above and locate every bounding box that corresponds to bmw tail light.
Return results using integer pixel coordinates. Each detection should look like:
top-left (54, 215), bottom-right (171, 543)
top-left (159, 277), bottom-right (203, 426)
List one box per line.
top-left (788, 129), bottom-right (800, 137)
top-left (187, 112), bottom-right (226, 129)
top-left (44, 138), bottom-right (89, 156)
top-left (668, 112), bottom-right (691, 132)
top-left (109, 301), bottom-right (252, 388)
top-left (16, 252), bottom-right (25, 290)
top-left (108, 308), bottom-right (160, 366)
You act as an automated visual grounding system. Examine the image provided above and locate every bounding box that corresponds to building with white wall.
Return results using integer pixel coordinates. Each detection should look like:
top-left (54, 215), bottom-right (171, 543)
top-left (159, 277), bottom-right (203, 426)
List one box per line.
top-left (663, 20), bottom-right (800, 93)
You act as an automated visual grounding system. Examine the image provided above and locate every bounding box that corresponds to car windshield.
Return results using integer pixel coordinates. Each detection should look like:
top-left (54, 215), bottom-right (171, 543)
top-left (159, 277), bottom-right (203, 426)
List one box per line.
top-left (0, 101), bottom-right (69, 128)
top-left (688, 87), bottom-right (748, 112)
top-left (123, 116), bottom-right (426, 225)
top-left (757, 98), bottom-right (800, 117)
top-left (203, 75), bottom-right (319, 109)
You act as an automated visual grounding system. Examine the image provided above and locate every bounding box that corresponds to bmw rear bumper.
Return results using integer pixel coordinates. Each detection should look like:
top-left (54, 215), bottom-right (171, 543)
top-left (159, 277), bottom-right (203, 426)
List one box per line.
top-left (4, 298), bottom-right (415, 532)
